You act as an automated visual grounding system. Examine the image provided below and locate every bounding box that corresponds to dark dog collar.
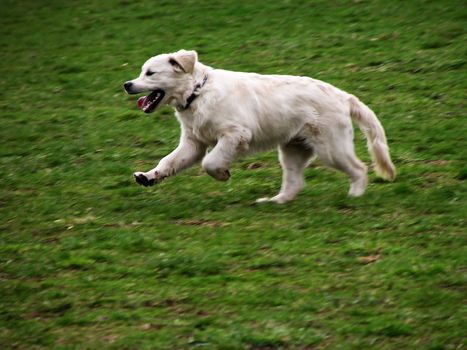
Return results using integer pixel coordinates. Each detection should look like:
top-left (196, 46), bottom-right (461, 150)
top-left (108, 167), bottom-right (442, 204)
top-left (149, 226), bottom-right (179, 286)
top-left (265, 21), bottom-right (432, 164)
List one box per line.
top-left (182, 75), bottom-right (208, 110)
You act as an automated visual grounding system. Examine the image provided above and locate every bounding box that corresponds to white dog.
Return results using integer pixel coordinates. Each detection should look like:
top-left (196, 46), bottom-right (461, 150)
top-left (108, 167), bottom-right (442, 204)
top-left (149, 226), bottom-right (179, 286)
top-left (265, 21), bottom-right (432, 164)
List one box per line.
top-left (124, 49), bottom-right (395, 203)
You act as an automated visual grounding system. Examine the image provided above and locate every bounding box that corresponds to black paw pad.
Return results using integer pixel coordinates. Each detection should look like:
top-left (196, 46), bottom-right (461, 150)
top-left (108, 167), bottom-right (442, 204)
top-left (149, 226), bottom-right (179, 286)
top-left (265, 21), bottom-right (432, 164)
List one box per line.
top-left (219, 169), bottom-right (231, 181)
top-left (134, 173), bottom-right (155, 187)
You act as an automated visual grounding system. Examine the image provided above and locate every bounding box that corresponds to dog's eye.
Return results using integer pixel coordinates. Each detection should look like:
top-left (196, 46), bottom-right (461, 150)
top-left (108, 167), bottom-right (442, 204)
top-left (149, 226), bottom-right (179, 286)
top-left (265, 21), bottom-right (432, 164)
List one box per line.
top-left (146, 70), bottom-right (155, 76)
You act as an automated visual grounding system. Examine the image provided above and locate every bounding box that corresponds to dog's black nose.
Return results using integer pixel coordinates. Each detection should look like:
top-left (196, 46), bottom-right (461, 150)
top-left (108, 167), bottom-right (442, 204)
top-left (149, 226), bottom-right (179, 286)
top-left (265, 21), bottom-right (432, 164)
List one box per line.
top-left (123, 81), bottom-right (133, 92)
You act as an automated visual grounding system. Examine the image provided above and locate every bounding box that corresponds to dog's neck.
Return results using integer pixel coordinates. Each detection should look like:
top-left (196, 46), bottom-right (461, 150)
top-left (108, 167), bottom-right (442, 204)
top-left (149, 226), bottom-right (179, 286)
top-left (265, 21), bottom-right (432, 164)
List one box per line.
top-left (172, 62), bottom-right (211, 112)
top-left (182, 74), bottom-right (208, 110)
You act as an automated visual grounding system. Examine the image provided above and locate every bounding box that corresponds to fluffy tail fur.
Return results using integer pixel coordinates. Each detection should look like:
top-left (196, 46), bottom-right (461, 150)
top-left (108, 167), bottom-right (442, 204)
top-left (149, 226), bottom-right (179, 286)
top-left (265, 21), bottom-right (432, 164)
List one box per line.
top-left (349, 96), bottom-right (396, 181)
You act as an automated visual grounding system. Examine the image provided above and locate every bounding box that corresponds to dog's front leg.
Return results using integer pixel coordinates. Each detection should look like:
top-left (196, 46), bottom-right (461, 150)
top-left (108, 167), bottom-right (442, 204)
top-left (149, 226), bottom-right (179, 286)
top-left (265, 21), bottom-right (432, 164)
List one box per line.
top-left (133, 137), bottom-right (206, 187)
top-left (202, 130), bottom-right (250, 181)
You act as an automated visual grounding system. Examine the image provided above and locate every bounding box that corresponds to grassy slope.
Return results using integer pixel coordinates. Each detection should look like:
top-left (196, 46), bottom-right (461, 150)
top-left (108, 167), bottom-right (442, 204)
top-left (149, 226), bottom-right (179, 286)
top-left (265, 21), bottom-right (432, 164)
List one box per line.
top-left (0, 0), bottom-right (466, 349)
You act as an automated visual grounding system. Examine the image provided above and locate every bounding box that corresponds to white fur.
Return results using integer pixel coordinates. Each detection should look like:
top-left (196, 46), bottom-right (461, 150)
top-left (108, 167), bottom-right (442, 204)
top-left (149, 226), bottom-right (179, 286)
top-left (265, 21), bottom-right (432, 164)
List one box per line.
top-left (126, 49), bottom-right (396, 203)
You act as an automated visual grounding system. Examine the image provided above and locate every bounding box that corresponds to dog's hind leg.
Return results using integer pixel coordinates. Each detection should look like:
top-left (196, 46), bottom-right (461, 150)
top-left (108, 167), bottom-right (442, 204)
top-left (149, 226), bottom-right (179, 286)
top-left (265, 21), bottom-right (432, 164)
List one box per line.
top-left (312, 121), bottom-right (368, 197)
top-left (256, 138), bottom-right (314, 204)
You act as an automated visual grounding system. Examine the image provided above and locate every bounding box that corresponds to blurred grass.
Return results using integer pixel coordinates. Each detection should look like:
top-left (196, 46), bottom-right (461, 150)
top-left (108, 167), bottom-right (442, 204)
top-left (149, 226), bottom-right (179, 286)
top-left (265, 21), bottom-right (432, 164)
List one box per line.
top-left (0, 0), bottom-right (466, 349)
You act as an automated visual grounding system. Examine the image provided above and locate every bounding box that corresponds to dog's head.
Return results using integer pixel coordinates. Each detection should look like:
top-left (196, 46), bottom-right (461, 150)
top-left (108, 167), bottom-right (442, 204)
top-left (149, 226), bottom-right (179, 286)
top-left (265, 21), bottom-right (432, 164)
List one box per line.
top-left (123, 49), bottom-right (198, 113)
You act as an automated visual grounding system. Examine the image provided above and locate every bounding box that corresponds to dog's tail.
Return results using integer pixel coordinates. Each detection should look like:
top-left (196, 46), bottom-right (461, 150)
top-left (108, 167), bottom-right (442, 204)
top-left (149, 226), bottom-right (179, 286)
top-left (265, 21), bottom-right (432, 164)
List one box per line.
top-left (348, 95), bottom-right (396, 181)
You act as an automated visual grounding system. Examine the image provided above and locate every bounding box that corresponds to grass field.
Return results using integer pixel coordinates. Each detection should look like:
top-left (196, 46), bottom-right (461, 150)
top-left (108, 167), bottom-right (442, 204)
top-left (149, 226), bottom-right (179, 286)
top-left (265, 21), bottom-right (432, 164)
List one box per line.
top-left (1, 0), bottom-right (466, 349)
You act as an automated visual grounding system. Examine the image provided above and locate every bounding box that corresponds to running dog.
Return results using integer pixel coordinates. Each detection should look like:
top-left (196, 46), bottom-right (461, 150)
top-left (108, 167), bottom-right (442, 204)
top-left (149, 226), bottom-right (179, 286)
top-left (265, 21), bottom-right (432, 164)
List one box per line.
top-left (123, 50), bottom-right (395, 203)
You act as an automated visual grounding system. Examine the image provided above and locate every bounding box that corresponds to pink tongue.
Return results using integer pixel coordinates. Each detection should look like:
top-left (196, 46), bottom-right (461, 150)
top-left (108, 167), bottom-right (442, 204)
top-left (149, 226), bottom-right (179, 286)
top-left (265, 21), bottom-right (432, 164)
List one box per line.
top-left (137, 96), bottom-right (147, 110)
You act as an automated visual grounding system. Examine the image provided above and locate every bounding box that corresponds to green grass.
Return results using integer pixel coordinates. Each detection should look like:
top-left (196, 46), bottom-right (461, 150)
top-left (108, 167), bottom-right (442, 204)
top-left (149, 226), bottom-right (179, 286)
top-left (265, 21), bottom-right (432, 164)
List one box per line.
top-left (0, 0), bottom-right (466, 349)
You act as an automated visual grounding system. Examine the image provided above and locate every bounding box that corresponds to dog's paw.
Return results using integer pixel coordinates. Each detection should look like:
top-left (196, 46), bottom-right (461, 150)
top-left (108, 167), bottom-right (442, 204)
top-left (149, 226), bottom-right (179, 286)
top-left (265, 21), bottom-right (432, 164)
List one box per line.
top-left (255, 194), bottom-right (289, 204)
top-left (205, 166), bottom-right (231, 181)
top-left (133, 172), bottom-right (155, 187)
top-left (216, 168), bottom-right (231, 181)
top-left (255, 197), bottom-right (272, 204)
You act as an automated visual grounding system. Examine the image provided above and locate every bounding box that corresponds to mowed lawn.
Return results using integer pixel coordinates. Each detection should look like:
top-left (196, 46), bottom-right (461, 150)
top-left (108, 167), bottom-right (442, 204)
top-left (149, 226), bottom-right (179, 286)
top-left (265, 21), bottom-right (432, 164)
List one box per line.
top-left (0, 0), bottom-right (465, 349)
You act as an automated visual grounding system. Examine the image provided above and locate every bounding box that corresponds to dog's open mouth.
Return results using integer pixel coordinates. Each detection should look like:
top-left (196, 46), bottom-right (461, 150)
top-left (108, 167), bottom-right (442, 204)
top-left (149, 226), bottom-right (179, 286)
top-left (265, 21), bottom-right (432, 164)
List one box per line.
top-left (137, 89), bottom-right (165, 113)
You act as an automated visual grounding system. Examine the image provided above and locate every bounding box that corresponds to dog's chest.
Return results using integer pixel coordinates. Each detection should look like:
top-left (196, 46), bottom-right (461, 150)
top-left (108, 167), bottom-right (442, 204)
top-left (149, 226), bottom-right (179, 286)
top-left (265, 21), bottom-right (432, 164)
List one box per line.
top-left (177, 111), bottom-right (218, 146)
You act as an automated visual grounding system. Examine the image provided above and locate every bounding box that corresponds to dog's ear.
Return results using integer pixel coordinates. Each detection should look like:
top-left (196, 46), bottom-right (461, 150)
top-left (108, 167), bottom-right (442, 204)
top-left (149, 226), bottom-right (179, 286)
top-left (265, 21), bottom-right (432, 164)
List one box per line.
top-left (169, 50), bottom-right (198, 74)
